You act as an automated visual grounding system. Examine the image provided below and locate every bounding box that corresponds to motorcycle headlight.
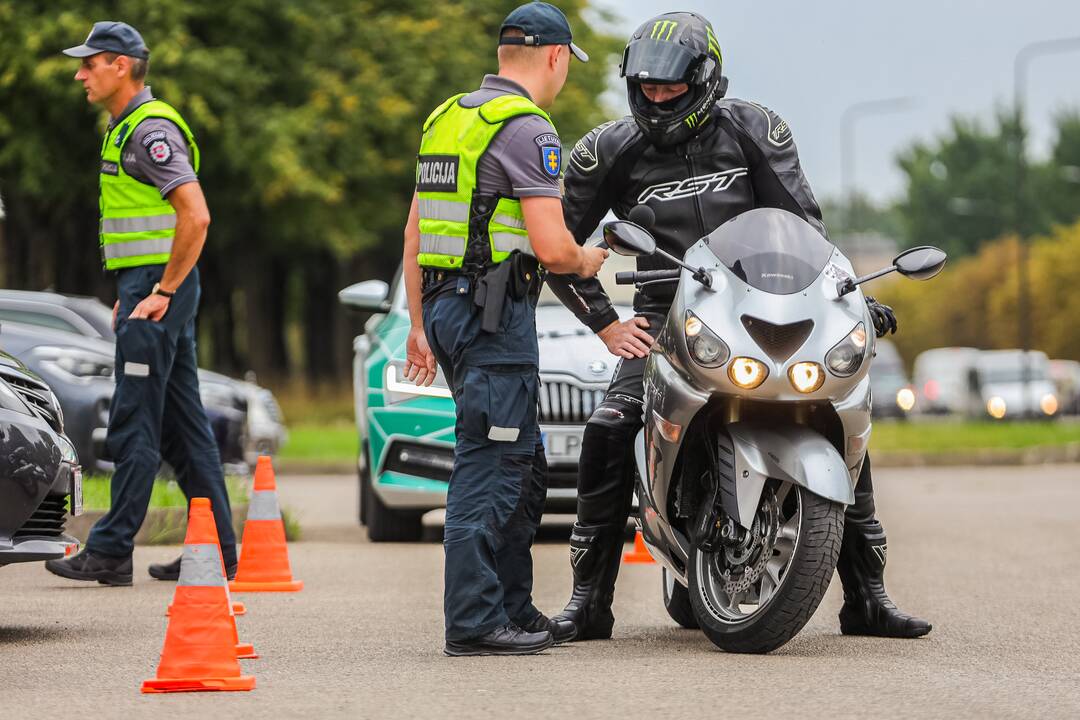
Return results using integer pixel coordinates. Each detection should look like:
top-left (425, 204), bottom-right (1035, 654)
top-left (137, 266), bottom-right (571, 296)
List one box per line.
top-left (684, 311), bottom-right (729, 368)
top-left (788, 362), bottom-right (825, 393)
top-left (728, 357), bottom-right (768, 389)
top-left (38, 346), bottom-right (114, 382)
top-left (384, 361), bottom-right (452, 403)
top-left (826, 323), bottom-right (867, 377)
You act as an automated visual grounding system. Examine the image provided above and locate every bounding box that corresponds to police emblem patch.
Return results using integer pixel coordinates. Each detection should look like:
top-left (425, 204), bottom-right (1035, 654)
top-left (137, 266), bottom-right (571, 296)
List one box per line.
top-left (541, 145), bottom-right (561, 177)
top-left (146, 139), bottom-right (173, 165)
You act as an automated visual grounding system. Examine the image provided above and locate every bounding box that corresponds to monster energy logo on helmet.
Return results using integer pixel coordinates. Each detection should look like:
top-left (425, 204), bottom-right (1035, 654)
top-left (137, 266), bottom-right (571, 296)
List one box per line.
top-left (622, 12), bottom-right (727, 147)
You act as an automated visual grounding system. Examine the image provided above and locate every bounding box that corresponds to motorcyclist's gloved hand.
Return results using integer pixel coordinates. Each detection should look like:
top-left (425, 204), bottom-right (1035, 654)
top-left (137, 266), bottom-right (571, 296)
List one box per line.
top-left (865, 296), bottom-right (897, 337)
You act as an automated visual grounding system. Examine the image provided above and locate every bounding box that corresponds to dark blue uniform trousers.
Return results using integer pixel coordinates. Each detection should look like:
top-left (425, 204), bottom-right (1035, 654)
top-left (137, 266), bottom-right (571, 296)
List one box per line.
top-left (423, 285), bottom-right (548, 641)
top-left (86, 265), bottom-right (237, 566)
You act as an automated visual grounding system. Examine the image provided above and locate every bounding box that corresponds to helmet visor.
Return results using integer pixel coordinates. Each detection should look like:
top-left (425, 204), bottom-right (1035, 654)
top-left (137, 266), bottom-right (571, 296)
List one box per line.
top-left (622, 40), bottom-right (699, 83)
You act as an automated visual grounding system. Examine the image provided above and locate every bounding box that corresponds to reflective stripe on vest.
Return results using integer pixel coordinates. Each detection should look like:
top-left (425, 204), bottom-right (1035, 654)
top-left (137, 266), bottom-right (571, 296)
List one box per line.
top-left (247, 490), bottom-right (282, 521)
top-left (416, 93), bottom-right (554, 269)
top-left (99, 99), bottom-right (200, 270)
top-left (177, 543), bottom-right (226, 587)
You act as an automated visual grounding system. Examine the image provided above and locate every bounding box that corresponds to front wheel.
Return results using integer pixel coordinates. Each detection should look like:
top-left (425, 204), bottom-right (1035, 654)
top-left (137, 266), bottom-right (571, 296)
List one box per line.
top-left (662, 567), bottom-right (698, 629)
top-left (688, 482), bottom-right (843, 653)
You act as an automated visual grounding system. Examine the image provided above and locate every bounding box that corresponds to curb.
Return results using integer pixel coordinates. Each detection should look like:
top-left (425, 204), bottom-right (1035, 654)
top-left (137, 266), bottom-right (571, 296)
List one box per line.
top-left (873, 443), bottom-right (1080, 467)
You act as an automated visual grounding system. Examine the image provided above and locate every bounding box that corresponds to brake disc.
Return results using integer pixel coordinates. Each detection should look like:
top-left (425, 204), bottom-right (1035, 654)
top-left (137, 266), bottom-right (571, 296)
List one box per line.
top-left (719, 491), bottom-right (781, 596)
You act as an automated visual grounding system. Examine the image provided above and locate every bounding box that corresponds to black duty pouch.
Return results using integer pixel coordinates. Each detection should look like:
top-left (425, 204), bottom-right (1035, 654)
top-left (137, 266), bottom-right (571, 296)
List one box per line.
top-left (474, 260), bottom-right (513, 333)
top-left (508, 252), bottom-right (541, 300)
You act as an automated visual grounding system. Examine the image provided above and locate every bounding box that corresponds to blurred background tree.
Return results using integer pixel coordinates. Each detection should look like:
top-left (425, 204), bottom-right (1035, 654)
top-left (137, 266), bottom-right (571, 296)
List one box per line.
top-left (0, 0), bottom-right (622, 386)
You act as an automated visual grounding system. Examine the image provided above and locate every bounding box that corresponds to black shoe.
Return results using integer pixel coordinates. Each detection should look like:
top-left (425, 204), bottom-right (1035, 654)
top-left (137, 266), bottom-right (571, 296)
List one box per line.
top-left (516, 612), bottom-right (577, 644)
top-left (148, 555), bottom-right (237, 581)
top-left (444, 624), bottom-right (554, 657)
top-left (837, 520), bottom-right (932, 638)
top-left (552, 522), bottom-right (626, 642)
top-left (45, 549), bottom-right (133, 586)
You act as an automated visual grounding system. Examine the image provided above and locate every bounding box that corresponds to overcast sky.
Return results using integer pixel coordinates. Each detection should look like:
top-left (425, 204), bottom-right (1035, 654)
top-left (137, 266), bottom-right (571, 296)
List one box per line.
top-left (589, 0), bottom-right (1080, 203)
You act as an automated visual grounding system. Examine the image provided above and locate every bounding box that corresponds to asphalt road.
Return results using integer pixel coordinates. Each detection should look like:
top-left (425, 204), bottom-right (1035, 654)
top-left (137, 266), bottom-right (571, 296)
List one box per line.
top-left (2, 465), bottom-right (1078, 718)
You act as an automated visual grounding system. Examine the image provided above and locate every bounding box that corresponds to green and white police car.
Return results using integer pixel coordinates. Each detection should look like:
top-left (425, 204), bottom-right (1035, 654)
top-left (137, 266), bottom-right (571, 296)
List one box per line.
top-left (340, 268), bottom-right (631, 542)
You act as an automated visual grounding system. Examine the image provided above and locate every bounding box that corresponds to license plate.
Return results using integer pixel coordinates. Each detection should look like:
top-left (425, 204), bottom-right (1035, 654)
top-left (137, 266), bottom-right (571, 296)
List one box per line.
top-left (541, 427), bottom-right (585, 463)
top-left (71, 466), bottom-right (83, 517)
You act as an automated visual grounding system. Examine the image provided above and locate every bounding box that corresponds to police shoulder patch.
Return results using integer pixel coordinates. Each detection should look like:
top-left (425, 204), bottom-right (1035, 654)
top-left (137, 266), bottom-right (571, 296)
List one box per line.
top-left (541, 145), bottom-right (561, 177)
top-left (145, 138), bottom-right (173, 165)
top-left (534, 132), bottom-right (560, 147)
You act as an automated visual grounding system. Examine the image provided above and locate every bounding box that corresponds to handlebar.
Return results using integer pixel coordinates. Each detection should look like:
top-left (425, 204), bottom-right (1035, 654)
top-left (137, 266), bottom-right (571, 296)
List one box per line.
top-left (615, 269), bottom-right (682, 285)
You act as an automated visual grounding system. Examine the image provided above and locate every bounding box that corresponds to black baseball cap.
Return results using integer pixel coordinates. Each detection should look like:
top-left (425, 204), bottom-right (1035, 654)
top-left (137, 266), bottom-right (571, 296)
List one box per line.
top-left (63, 21), bottom-right (150, 60)
top-left (499, 2), bottom-right (589, 62)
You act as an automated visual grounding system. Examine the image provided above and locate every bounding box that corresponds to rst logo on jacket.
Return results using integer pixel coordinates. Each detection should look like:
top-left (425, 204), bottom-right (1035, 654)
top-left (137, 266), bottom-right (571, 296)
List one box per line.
top-left (416, 154), bottom-right (459, 193)
top-left (637, 167), bottom-right (748, 203)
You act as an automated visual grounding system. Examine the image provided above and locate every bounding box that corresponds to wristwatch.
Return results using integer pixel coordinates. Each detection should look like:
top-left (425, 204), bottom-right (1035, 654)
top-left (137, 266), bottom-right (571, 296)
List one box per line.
top-left (152, 283), bottom-right (174, 299)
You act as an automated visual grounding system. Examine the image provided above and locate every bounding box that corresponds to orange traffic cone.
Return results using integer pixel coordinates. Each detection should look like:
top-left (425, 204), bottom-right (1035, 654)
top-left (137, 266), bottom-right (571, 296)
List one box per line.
top-left (142, 498), bottom-right (256, 693)
top-left (230, 456), bottom-right (303, 593)
top-left (170, 600), bottom-right (246, 617)
top-left (622, 529), bottom-right (655, 564)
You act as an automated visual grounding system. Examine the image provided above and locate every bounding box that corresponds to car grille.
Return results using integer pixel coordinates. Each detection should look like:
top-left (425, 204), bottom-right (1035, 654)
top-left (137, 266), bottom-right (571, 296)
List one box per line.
top-left (539, 380), bottom-right (606, 425)
top-left (0, 371), bottom-right (62, 431)
top-left (741, 315), bottom-right (815, 363)
top-left (14, 495), bottom-right (68, 539)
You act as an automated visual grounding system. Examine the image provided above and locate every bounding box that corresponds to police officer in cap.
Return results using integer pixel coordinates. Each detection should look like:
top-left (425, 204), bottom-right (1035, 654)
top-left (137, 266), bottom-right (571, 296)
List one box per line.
top-left (547, 11), bottom-right (932, 641)
top-left (46, 22), bottom-right (237, 585)
top-left (404, 2), bottom-right (606, 656)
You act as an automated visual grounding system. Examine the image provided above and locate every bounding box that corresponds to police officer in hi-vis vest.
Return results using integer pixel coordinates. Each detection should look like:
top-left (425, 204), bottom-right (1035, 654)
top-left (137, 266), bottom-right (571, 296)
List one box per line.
top-left (403, 2), bottom-right (607, 656)
top-left (46, 22), bottom-right (236, 586)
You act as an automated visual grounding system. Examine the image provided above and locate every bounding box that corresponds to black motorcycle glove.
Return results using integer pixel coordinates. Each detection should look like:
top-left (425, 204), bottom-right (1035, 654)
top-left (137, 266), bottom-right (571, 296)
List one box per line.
top-left (865, 296), bottom-right (897, 337)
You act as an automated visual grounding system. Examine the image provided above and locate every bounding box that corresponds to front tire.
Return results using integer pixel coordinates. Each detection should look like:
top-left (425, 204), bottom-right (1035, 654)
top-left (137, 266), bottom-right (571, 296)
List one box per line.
top-left (360, 444), bottom-right (424, 542)
top-left (688, 483), bottom-right (843, 653)
top-left (662, 567), bottom-right (698, 629)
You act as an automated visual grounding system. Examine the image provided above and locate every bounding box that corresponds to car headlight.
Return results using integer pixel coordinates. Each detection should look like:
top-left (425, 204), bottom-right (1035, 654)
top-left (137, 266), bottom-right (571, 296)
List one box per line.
top-left (987, 396), bottom-right (1007, 419)
top-left (728, 357), bottom-right (768, 389)
top-left (684, 311), bottom-right (729, 368)
top-left (896, 387), bottom-right (916, 412)
top-left (38, 346), bottom-right (114, 382)
top-left (788, 362), bottom-right (825, 393)
top-left (56, 434), bottom-right (78, 464)
top-left (1041, 394), bottom-right (1058, 416)
top-left (826, 323), bottom-right (867, 377)
top-left (384, 361), bottom-right (452, 403)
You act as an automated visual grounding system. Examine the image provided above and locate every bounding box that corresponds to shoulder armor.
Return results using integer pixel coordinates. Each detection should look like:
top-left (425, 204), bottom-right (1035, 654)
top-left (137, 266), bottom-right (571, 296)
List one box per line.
top-left (423, 93), bottom-right (467, 132)
top-left (567, 116), bottom-right (641, 175)
top-left (718, 98), bottom-right (793, 148)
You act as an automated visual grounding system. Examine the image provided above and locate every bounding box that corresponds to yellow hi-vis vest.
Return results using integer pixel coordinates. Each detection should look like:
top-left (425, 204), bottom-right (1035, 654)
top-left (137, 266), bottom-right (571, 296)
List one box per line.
top-left (99, 99), bottom-right (200, 270)
top-left (415, 92), bottom-right (554, 270)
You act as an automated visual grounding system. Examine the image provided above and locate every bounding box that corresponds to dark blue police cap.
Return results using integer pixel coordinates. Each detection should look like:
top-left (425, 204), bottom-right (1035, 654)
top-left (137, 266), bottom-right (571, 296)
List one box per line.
top-left (63, 21), bottom-right (150, 60)
top-left (500, 2), bottom-right (589, 62)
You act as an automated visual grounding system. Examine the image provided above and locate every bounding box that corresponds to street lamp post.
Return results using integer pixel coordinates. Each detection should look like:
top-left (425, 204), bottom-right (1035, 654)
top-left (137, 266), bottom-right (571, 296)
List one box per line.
top-left (839, 97), bottom-right (914, 266)
top-left (1013, 37), bottom-right (1080, 413)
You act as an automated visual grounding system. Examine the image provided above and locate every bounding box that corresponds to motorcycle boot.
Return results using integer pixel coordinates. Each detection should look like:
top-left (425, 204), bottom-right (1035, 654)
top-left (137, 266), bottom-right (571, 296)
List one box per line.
top-left (836, 519), bottom-right (932, 638)
top-left (552, 522), bottom-right (626, 640)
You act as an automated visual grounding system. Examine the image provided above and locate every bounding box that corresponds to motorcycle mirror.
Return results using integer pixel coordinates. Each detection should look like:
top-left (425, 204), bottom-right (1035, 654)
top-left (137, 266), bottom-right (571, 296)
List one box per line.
top-left (893, 246), bottom-right (948, 280)
top-left (602, 220), bottom-right (657, 258)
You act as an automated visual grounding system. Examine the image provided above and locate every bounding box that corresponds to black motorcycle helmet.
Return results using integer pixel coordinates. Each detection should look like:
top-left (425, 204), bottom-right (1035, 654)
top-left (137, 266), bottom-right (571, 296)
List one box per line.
top-left (621, 12), bottom-right (728, 147)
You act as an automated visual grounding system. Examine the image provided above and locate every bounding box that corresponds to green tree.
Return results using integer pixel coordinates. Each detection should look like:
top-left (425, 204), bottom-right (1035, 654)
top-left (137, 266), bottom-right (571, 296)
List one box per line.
top-left (0, 0), bottom-right (622, 382)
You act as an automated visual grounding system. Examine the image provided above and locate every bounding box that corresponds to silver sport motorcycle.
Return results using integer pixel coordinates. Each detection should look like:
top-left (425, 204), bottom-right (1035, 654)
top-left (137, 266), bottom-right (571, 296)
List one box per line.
top-left (604, 207), bottom-right (946, 654)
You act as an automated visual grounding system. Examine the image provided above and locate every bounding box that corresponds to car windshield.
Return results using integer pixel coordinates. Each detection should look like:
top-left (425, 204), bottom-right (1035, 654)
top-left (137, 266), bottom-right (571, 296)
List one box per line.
top-left (706, 209), bottom-right (835, 294)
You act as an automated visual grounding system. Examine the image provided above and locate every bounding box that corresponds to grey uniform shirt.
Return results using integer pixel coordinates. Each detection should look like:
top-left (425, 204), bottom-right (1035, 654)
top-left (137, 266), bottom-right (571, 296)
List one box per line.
top-left (458, 75), bottom-right (562, 199)
top-left (109, 87), bottom-right (198, 198)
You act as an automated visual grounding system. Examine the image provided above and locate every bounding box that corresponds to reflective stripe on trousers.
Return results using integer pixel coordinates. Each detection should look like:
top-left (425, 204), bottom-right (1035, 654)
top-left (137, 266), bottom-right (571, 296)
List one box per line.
top-left (177, 543), bottom-right (226, 586)
top-left (102, 237), bottom-right (174, 261)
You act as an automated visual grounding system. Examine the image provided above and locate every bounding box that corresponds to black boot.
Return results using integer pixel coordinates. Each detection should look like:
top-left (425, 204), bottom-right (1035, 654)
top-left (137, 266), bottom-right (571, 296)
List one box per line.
top-left (148, 555), bottom-right (237, 581)
top-left (45, 549), bottom-right (133, 586)
top-left (552, 522), bottom-right (625, 641)
top-left (837, 520), bottom-right (932, 638)
top-left (516, 612), bottom-right (576, 644)
top-left (444, 624), bottom-right (554, 657)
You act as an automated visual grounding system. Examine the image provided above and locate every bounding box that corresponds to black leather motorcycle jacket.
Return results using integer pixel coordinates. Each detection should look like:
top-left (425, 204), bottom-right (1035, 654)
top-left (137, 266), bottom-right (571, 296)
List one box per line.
top-left (547, 98), bottom-right (828, 332)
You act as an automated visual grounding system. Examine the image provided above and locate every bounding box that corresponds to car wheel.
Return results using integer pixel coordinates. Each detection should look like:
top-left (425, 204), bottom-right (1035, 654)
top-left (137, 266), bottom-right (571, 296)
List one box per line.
top-left (360, 443), bottom-right (424, 542)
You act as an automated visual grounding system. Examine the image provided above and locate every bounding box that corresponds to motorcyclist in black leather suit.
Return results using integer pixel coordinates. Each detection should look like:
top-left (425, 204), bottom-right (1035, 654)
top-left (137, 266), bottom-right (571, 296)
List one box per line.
top-left (547, 11), bottom-right (932, 642)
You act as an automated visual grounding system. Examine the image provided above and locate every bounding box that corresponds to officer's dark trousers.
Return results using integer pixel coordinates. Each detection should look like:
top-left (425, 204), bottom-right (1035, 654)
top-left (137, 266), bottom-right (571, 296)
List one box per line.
top-left (423, 287), bottom-right (547, 642)
top-left (577, 310), bottom-right (879, 530)
top-left (86, 265), bottom-right (236, 566)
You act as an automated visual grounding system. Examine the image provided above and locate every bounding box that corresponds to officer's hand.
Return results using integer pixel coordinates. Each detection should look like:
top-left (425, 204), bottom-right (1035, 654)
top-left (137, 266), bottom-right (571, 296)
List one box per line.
top-left (577, 246), bottom-right (609, 279)
top-left (405, 327), bottom-right (438, 387)
top-left (112, 300), bottom-right (119, 331)
top-left (128, 293), bottom-right (170, 322)
top-left (598, 317), bottom-right (654, 359)
top-left (865, 296), bottom-right (897, 337)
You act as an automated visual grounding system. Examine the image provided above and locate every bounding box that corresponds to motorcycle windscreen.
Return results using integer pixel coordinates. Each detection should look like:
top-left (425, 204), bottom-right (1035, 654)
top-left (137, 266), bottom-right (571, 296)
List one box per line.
top-left (706, 208), bottom-right (835, 294)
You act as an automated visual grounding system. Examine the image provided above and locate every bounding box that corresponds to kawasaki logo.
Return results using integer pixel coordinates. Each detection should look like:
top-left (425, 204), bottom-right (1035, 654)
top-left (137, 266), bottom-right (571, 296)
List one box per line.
top-left (638, 168), bottom-right (748, 203)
